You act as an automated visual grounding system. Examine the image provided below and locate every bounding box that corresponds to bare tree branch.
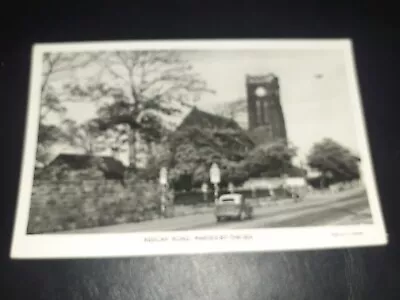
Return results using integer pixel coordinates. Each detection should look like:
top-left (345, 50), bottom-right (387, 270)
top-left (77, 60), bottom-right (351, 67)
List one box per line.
top-left (65, 50), bottom-right (215, 168)
top-left (36, 51), bottom-right (102, 166)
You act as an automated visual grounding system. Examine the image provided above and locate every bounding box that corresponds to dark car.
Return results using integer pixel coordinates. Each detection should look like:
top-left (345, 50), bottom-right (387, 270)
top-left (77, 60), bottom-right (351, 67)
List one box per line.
top-left (215, 193), bottom-right (254, 222)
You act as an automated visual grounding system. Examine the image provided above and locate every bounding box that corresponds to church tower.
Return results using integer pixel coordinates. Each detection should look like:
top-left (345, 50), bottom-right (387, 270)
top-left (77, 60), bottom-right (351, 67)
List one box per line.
top-left (246, 74), bottom-right (288, 145)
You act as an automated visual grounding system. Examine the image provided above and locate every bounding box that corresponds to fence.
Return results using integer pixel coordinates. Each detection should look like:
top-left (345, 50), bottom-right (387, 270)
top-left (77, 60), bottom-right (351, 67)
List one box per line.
top-left (174, 187), bottom-right (291, 205)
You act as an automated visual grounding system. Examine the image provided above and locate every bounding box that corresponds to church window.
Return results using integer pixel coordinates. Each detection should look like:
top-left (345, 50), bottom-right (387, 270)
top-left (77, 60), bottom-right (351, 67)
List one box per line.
top-left (264, 124), bottom-right (271, 137)
top-left (256, 100), bottom-right (262, 124)
top-left (263, 100), bottom-right (268, 123)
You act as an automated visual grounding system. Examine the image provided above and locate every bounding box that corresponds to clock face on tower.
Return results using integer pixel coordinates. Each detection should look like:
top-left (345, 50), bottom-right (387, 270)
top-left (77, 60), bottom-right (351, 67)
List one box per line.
top-left (254, 86), bottom-right (267, 97)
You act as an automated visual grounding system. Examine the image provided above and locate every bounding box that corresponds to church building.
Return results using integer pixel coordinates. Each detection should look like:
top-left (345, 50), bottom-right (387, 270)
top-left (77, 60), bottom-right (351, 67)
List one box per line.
top-left (172, 107), bottom-right (255, 161)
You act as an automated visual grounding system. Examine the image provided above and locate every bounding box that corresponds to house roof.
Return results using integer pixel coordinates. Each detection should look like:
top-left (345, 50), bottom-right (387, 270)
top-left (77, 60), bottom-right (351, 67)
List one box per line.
top-left (46, 153), bottom-right (125, 171)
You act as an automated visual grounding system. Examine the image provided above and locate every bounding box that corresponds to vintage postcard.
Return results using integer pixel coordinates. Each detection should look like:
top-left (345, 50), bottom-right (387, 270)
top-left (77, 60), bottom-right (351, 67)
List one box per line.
top-left (10, 39), bottom-right (388, 259)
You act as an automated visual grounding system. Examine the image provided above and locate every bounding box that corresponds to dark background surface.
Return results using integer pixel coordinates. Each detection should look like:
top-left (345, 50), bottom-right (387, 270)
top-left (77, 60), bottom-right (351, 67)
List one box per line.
top-left (1, 2), bottom-right (399, 299)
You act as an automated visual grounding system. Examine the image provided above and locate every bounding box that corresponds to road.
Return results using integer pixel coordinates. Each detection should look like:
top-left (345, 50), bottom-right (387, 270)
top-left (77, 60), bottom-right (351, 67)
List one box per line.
top-left (66, 187), bottom-right (373, 234)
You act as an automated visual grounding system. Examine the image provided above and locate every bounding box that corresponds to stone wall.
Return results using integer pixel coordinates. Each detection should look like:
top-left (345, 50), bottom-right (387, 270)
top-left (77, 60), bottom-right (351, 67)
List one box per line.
top-left (28, 179), bottom-right (293, 234)
top-left (28, 179), bottom-right (161, 234)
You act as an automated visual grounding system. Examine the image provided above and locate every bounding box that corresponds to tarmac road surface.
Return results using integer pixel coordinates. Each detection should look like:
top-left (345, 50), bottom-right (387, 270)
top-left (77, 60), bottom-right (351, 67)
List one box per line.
top-left (65, 187), bottom-right (372, 234)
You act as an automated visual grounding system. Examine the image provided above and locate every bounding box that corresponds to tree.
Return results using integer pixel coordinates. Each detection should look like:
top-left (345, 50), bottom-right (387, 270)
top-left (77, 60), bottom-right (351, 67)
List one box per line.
top-left (138, 113), bottom-right (172, 157)
top-left (192, 164), bottom-right (210, 187)
top-left (307, 138), bottom-right (360, 186)
top-left (191, 159), bottom-right (249, 188)
top-left (173, 143), bottom-right (201, 174)
top-left (140, 143), bottom-right (173, 181)
top-left (41, 52), bottom-right (100, 121)
top-left (169, 139), bottom-right (251, 189)
top-left (167, 119), bottom-right (256, 189)
top-left (244, 140), bottom-right (297, 178)
top-left (87, 50), bottom-right (214, 168)
top-left (223, 161), bottom-right (250, 186)
top-left (59, 119), bottom-right (108, 154)
top-left (37, 86), bottom-right (67, 167)
top-left (36, 52), bottom-right (99, 166)
top-left (166, 140), bottom-right (211, 190)
top-left (35, 124), bottom-right (65, 167)
top-left (63, 81), bottom-right (136, 157)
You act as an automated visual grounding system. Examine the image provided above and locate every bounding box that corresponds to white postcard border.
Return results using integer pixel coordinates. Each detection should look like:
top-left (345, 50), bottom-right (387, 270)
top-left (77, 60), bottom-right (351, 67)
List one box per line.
top-left (10, 39), bottom-right (388, 259)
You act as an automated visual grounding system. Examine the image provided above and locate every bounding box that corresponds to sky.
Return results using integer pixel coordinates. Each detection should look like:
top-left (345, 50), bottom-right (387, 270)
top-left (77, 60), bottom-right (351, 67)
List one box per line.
top-left (181, 49), bottom-right (359, 162)
top-left (45, 48), bottom-right (360, 166)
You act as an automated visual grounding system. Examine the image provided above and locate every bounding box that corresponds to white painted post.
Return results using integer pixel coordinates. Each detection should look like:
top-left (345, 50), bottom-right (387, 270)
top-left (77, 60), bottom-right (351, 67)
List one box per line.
top-left (159, 167), bottom-right (168, 217)
top-left (228, 182), bottom-right (234, 194)
top-left (210, 163), bottom-right (221, 203)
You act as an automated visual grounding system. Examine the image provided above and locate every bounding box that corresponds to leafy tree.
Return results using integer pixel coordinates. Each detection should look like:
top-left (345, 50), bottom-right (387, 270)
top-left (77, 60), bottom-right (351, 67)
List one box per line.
top-left (244, 140), bottom-right (297, 177)
top-left (167, 119), bottom-right (256, 189)
top-left (36, 124), bottom-right (65, 166)
top-left (140, 144), bottom-right (174, 181)
top-left (63, 84), bottom-right (137, 157)
top-left (192, 164), bottom-right (209, 187)
top-left (139, 113), bottom-right (172, 157)
top-left (40, 52), bottom-right (99, 121)
top-left (168, 128), bottom-right (226, 188)
top-left (66, 50), bottom-right (214, 169)
top-left (190, 159), bottom-right (249, 188)
top-left (166, 128), bottom-right (299, 190)
top-left (223, 161), bottom-right (250, 186)
top-left (173, 143), bottom-right (201, 175)
top-left (169, 141), bottom-right (251, 189)
top-left (36, 52), bottom-right (98, 166)
top-left (59, 119), bottom-right (108, 154)
top-left (307, 138), bottom-right (360, 186)
top-left (166, 139), bottom-right (211, 189)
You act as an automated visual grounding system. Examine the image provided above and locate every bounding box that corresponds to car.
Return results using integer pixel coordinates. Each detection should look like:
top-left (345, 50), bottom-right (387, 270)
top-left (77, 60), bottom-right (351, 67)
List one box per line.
top-left (215, 193), bottom-right (254, 222)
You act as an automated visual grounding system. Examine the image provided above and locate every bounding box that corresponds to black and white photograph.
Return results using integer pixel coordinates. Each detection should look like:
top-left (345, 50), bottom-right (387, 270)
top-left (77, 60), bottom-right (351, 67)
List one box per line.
top-left (10, 40), bottom-right (387, 258)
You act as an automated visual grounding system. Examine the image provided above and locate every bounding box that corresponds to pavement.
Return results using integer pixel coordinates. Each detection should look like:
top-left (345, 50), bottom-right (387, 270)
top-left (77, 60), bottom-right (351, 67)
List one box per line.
top-left (64, 187), bottom-right (372, 234)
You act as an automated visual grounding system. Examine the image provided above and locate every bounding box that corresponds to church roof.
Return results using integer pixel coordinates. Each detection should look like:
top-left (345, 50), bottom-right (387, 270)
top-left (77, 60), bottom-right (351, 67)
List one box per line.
top-left (176, 106), bottom-right (242, 131)
top-left (175, 107), bottom-right (255, 147)
top-left (171, 107), bottom-right (256, 161)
